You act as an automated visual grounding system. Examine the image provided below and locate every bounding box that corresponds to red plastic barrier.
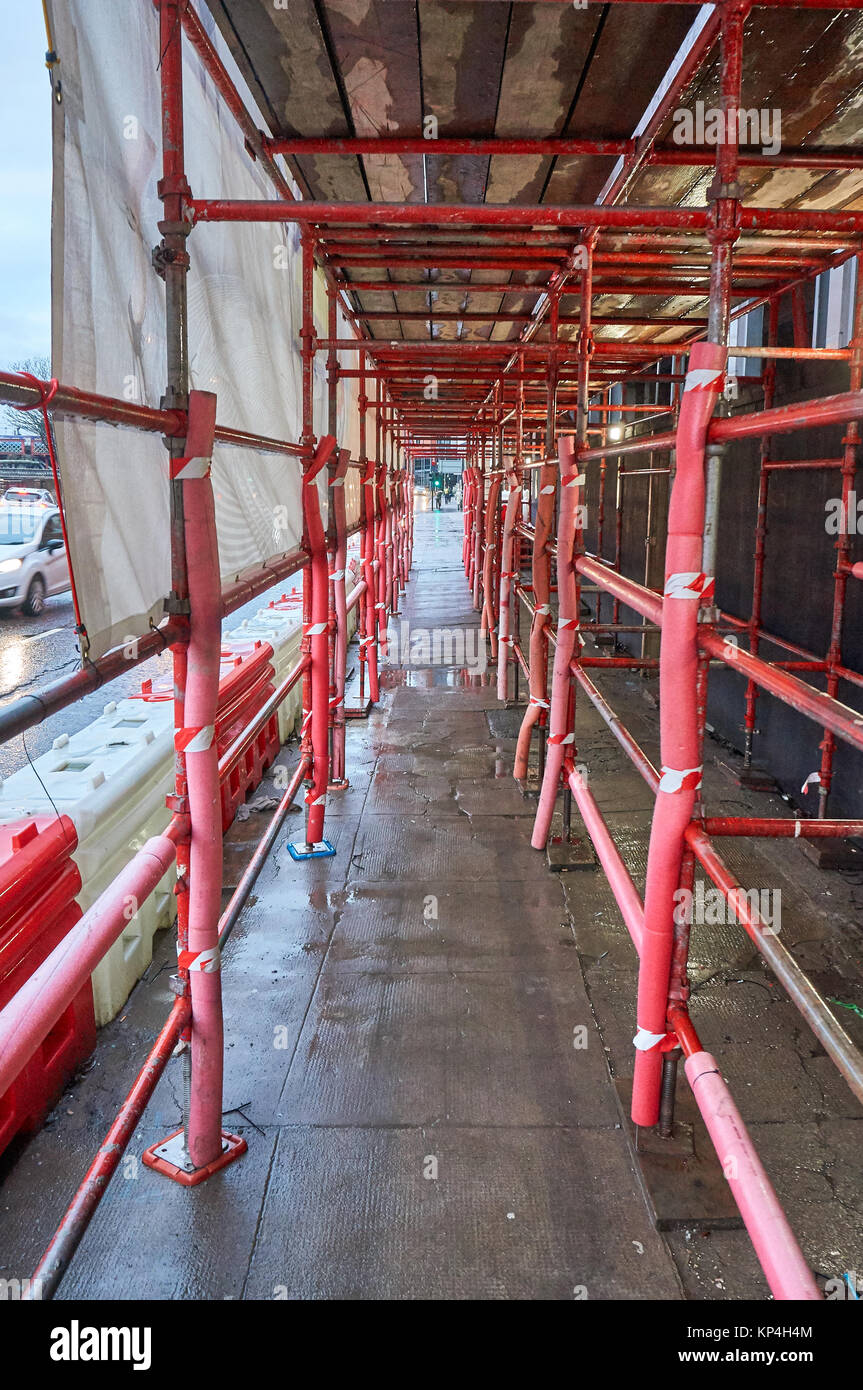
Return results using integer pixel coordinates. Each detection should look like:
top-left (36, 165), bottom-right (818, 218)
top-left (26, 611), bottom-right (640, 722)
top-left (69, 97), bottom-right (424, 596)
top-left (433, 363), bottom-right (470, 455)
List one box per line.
top-left (135, 640), bottom-right (281, 831)
top-left (0, 816), bottom-right (95, 1157)
top-left (215, 641), bottom-right (280, 830)
top-left (263, 587), bottom-right (303, 612)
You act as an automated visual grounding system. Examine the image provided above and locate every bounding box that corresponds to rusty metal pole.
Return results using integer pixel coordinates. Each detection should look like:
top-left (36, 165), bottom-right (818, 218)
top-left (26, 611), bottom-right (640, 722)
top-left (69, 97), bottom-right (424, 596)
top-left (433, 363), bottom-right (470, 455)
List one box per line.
top-left (290, 238), bottom-right (336, 858)
top-left (357, 349), bottom-right (380, 705)
top-left (818, 252), bottom-right (863, 818)
top-left (561, 244), bottom-right (595, 837)
top-left (155, 4), bottom-right (193, 1120)
top-left (473, 414), bottom-right (486, 612)
top-left (157, 0), bottom-right (194, 1173)
top-left (513, 354), bottom-right (525, 704)
top-left (143, 0), bottom-right (245, 1183)
top-left (299, 232), bottom-right (316, 792)
top-left (538, 288), bottom-right (562, 782)
top-left (640, 0), bottom-right (746, 1134)
top-left (327, 286), bottom-right (339, 774)
top-left (743, 295), bottom-right (779, 776)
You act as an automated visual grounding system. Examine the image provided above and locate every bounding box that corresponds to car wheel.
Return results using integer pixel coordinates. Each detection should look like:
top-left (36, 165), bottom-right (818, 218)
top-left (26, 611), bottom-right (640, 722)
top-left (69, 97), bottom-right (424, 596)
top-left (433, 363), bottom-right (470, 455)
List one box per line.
top-left (22, 576), bottom-right (46, 616)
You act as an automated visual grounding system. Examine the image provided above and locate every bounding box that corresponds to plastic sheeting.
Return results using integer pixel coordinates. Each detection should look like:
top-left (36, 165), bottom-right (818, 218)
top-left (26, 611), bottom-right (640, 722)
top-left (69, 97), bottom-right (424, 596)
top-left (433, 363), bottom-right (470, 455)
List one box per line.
top-left (49, 1), bottom-right (361, 661)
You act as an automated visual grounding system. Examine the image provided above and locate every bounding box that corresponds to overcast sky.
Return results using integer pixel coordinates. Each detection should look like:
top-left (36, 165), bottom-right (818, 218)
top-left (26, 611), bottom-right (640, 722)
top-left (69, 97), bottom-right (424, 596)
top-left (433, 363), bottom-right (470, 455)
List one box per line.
top-left (0, 2), bottom-right (53, 369)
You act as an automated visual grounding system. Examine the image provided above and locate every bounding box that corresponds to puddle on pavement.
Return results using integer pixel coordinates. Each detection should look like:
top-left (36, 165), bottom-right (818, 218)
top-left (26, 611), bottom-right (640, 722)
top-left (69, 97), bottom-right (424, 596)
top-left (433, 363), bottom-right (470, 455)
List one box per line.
top-left (380, 665), bottom-right (491, 689)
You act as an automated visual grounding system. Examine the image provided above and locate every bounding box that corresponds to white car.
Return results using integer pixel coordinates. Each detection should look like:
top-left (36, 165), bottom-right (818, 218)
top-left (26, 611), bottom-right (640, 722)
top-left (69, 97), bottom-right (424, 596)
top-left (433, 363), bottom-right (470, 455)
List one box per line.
top-left (3, 486), bottom-right (55, 507)
top-left (0, 503), bottom-right (70, 615)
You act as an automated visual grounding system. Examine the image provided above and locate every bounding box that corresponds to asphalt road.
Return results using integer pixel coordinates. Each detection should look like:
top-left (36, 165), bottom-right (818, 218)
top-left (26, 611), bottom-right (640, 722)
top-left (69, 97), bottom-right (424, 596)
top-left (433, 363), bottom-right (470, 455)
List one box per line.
top-left (0, 582), bottom-right (292, 781)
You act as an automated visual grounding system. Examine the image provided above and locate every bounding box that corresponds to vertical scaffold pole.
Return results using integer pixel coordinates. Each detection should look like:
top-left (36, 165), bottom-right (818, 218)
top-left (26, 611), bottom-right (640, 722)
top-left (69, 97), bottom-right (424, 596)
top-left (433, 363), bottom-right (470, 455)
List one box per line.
top-left (818, 252), bottom-right (863, 817)
top-left (324, 285), bottom-right (349, 788)
top-left (384, 404), bottom-right (396, 616)
top-left (329, 448), bottom-right (350, 789)
top-left (481, 415), bottom-right (502, 660)
top-left (514, 283), bottom-right (564, 781)
top-left (144, 0), bottom-right (245, 1182)
top-left (326, 287), bottom-right (339, 779)
top-left (497, 424), bottom-right (522, 702)
top-left (375, 381), bottom-right (389, 657)
top-left (742, 294), bottom-right (778, 774)
top-left (532, 238), bottom-right (592, 843)
top-left (292, 236), bottom-right (336, 859)
top-left (631, 0), bottom-right (745, 1128)
top-left (358, 351), bottom-right (380, 705)
top-left (470, 424), bottom-right (482, 611)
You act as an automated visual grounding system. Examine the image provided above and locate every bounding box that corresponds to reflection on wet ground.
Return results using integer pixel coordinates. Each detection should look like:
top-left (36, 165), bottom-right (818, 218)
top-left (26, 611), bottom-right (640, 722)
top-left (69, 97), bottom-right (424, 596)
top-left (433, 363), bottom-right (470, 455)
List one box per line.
top-left (380, 664), bottom-right (491, 690)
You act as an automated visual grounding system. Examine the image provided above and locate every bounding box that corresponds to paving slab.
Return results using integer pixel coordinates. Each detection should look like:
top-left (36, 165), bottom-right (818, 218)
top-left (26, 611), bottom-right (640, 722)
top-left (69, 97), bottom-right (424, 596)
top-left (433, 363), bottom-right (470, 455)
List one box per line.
top-left (243, 1125), bottom-right (683, 1301)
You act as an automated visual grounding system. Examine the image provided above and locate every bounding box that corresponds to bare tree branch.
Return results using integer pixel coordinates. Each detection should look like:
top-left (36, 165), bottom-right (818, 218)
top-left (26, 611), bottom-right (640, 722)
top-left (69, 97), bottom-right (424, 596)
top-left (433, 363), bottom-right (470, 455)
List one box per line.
top-left (0, 356), bottom-right (53, 452)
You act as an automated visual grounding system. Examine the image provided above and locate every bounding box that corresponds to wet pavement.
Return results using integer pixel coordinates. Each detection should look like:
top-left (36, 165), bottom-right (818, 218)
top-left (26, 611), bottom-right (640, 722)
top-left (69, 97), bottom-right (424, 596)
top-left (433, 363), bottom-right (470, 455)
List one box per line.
top-left (0, 509), bottom-right (861, 1300)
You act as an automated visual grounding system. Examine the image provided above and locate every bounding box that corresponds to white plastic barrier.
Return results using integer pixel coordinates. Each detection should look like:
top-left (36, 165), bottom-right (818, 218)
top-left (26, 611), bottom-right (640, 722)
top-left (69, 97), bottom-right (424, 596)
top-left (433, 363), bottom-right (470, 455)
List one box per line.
top-left (0, 564), bottom-right (366, 1026)
top-left (225, 606), bottom-right (302, 742)
top-left (0, 699), bottom-right (176, 1025)
top-left (224, 563), bottom-right (361, 741)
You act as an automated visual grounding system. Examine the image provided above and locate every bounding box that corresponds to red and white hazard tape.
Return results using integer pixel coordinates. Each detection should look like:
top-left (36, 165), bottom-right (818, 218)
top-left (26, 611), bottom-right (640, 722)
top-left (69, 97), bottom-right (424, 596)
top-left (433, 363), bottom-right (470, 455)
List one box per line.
top-left (170, 455), bottom-right (211, 481)
top-left (633, 1026), bottom-right (674, 1052)
top-left (683, 366), bottom-right (725, 394)
top-left (178, 946), bottom-right (221, 974)
top-left (175, 724), bottom-right (215, 754)
top-left (664, 571), bottom-right (715, 603)
top-left (658, 764), bottom-right (702, 794)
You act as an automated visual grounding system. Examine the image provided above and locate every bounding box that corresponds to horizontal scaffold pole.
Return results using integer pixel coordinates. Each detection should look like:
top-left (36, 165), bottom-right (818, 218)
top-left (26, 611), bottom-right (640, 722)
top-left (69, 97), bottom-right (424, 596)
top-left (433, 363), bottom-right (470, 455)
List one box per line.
top-left (188, 200), bottom-right (863, 236)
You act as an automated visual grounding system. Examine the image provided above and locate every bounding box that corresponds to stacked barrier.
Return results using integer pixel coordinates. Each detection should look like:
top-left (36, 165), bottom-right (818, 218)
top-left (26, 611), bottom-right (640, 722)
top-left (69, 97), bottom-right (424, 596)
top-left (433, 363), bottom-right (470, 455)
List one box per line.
top-left (0, 590), bottom-right (365, 1028)
top-left (0, 700), bottom-right (176, 1025)
top-left (0, 815), bottom-right (95, 1157)
top-left (226, 604), bottom-right (303, 741)
top-left (136, 639), bottom-right (282, 831)
top-left (225, 555), bottom-right (361, 740)
top-left (216, 643), bottom-right (281, 829)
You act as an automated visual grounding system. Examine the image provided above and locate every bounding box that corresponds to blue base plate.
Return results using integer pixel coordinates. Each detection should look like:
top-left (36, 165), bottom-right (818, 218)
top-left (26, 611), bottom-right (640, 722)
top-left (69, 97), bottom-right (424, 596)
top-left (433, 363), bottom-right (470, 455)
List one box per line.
top-left (287, 838), bottom-right (336, 861)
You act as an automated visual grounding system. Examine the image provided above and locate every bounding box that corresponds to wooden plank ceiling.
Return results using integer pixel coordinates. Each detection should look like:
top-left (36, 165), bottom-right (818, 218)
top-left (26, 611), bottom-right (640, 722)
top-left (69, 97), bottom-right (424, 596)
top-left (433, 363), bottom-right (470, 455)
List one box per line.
top-left (206, 1), bottom-right (863, 407)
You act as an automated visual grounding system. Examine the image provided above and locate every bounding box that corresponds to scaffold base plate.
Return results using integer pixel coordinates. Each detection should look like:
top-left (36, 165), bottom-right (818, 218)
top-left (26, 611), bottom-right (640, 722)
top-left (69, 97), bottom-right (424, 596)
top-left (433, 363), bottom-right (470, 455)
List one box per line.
top-left (614, 1079), bottom-right (742, 1231)
top-left (142, 1128), bottom-right (247, 1187)
top-left (287, 838), bottom-right (336, 860)
top-left (799, 835), bottom-right (863, 871)
top-left (546, 832), bottom-right (596, 872)
top-left (716, 757), bottom-right (778, 794)
top-left (515, 763), bottom-right (541, 800)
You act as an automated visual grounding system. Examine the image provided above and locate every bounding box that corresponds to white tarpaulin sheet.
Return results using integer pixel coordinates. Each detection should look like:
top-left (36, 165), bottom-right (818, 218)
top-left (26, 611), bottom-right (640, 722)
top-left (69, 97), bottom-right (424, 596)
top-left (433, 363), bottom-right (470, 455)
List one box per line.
top-left (49, 1), bottom-right (361, 661)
